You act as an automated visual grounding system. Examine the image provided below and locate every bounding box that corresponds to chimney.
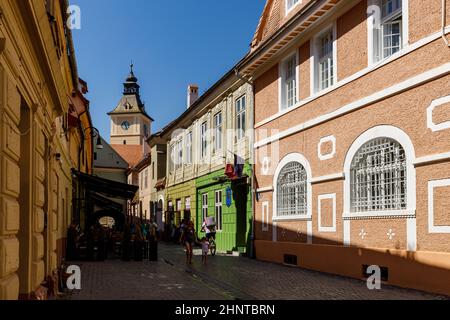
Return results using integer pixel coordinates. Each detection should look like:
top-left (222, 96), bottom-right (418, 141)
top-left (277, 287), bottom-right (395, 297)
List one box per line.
top-left (187, 84), bottom-right (199, 109)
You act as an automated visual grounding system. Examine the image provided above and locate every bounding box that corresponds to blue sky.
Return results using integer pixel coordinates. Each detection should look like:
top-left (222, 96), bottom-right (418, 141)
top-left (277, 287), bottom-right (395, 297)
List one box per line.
top-left (71, 0), bottom-right (265, 140)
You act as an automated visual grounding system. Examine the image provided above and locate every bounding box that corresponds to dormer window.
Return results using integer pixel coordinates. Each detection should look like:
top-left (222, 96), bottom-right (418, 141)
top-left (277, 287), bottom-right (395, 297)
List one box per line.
top-left (286, 0), bottom-right (301, 14)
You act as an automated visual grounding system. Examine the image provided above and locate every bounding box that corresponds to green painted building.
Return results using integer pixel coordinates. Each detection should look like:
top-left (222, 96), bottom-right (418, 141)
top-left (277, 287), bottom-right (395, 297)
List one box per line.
top-left (195, 163), bottom-right (252, 254)
top-left (166, 179), bottom-right (196, 228)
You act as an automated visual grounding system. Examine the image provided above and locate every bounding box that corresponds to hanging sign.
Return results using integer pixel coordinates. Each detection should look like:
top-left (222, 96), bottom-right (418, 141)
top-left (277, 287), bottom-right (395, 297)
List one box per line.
top-left (226, 187), bottom-right (232, 207)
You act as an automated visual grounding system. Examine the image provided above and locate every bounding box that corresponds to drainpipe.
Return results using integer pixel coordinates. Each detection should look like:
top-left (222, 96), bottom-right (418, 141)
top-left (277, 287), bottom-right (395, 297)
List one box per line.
top-left (443, 0), bottom-right (450, 47)
top-left (235, 68), bottom-right (256, 259)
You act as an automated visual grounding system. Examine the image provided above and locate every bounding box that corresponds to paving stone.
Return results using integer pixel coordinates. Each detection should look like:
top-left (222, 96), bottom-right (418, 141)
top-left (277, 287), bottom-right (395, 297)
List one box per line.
top-left (65, 243), bottom-right (448, 300)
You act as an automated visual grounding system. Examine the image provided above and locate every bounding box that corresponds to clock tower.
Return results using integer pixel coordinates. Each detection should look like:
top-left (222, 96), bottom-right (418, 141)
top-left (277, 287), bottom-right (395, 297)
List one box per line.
top-left (108, 64), bottom-right (153, 148)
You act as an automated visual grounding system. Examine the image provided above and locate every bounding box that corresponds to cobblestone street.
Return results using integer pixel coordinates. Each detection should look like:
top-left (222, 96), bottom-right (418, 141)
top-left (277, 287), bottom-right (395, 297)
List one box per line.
top-left (66, 243), bottom-right (447, 300)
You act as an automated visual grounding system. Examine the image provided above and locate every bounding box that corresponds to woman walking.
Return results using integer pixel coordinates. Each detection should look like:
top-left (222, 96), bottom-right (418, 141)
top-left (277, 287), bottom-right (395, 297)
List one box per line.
top-left (180, 221), bottom-right (196, 265)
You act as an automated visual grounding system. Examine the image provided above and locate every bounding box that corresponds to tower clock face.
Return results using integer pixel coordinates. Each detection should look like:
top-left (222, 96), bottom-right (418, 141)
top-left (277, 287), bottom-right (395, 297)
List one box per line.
top-left (121, 121), bottom-right (131, 130)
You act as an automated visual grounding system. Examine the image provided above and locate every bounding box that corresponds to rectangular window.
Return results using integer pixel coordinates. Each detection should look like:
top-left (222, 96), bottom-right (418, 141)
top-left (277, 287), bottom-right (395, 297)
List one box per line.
top-left (176, 139), bottom-right (183, 170)
top-left (236, 96), bottom-right (246, 141)
top-left (176, 199), bottom-right (182, 212)
top-left (201, 122), bottom-right (208, 159)
top-left (202, 193), bottom-right (208, 221)
top-left (169, 144), bottom-right (175, 172)
top-left (286, 0), bottom-right (300, 13)
top-left (370, 0), bottom-right (403, 63)
top-left (315, 29), bottom-right (335, 92)
top-left (186, 131), bottom-right (193, 164)
top-left (214, 112), bottom-right (223, 153)
top-left (215, 190), bottom-right (223, 231)
top-left (262, 202), bottom-right (269, 232)
top-left (185, 197), bottom-right (191, 210)
top-left (144, 169), bottom-right (148, 189)
top-left (281, 54), bottom-right (297, 109)
top-left (152, 162), bottom-right (155, 179)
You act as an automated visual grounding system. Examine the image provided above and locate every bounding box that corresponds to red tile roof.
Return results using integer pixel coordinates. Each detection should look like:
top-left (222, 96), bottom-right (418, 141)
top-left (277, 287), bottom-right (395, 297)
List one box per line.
top-left (110, 144), bottom-right (144, 168)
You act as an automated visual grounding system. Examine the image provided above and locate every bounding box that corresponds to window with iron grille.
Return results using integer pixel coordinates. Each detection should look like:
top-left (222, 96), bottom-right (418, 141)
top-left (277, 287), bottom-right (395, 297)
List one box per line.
top-left (277, 162), bottom-right (308, 217)
top-left (350, 138), bottom-right (407, 213)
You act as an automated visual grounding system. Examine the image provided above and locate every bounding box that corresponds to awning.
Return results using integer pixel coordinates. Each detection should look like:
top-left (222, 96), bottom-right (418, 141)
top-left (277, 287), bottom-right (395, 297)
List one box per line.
top-left (90, 192), bottom-right (123, 212)
top-left (72, 170), bottom-right (138, 199)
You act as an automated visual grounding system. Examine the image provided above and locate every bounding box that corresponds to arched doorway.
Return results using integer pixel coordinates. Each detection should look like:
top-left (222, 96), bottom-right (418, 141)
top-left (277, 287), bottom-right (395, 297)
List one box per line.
top-left (91, 209), bottom-right (125, 231)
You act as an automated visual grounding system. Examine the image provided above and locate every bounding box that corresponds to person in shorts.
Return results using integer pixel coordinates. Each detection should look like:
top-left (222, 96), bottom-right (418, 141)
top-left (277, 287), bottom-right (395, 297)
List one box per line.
top-left (181, 221), bottom-right (196, 265)
top-left (201, 237), bottom-right (210, 265)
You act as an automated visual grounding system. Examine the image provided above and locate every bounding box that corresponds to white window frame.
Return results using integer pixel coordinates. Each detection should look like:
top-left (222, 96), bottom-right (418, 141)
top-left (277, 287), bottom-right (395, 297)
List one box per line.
top-left (176, 138), bottom-right (183, 170)
top-left (311, 24), bottom-right (337, 94)
top-left (262, 201), bottom-right (269, 232)
top-left (202, 193), bottom-right (208, 221)
top-left (169, 143), bottom-right (175, 173)
top-left (236, 95), bottom-right (246, 141)
top-left (279, 52), bottom-right (299, 111)
top-left (286, 0), bottom-right (302, 15)
top-left (201, 121), bottom-right (208, 159)
top-left (213, 112), bottom-right (223, 153)
top-left (186, 131), bottom-right (193, 165)
top-left (343, 125), bottom-right (416, 219)
top-left (185, 197), bottom-right (191, 210)
top-left (272, 153), bottom-right (312, 221)
top-left (215, 190), bottom-right (223, 231)
top-left (367, 0), bottom-right (409, 65)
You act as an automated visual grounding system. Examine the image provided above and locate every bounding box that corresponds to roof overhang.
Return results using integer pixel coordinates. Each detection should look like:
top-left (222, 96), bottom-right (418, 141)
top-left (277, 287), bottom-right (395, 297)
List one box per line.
top-left (239, 0), bottom-right (341, 77)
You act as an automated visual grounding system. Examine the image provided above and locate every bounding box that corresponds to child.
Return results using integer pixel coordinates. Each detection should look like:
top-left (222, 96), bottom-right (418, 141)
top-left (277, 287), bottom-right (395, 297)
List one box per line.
top-left (201, 237), bottom-right (210, 265)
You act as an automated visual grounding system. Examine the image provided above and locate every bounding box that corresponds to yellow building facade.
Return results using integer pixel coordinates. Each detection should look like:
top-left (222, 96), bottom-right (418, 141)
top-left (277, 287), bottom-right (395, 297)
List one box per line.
top-left (0, 0), bottom-right (92, 299)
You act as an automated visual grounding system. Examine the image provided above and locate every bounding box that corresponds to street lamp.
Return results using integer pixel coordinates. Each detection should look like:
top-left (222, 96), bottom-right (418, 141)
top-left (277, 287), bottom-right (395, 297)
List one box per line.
top-left (84, 127), bottom-right (103, 149)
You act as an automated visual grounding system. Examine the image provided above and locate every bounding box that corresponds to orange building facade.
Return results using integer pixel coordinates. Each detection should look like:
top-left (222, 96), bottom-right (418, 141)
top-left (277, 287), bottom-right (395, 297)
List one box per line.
top-left (237, 0), bottom-right (450, 295)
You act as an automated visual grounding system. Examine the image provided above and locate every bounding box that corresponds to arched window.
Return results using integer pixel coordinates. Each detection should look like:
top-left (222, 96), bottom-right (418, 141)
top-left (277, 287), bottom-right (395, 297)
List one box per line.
top-left (350, 138), bottom-right (407, 213)
top-left (276, 162), bottom-right (308, 217)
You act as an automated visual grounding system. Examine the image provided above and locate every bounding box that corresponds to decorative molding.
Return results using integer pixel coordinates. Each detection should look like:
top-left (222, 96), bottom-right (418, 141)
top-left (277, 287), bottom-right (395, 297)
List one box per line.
top-left (318, 194), bottom-right (336, 233)
top-left (254, 26), bottom-right (450, 129)
top-left (255, 63), bottom-right (450, 148)
top-left (428, 179), bottom-right (450, 234)
top-left (307, 220), bottom-right (313, 244)
top-left (343, 210), bottom-right (416, 220)
top-left (318, 135), bottom-right (336, 161)
top-left (311, 172), bottom-right (344, 184)
top-left (407, 218), bottom-right (417, 252)
top-left (256, 186), bottom-right (273, 193)
top-left (343, 220), bottom-right (350, 246)
top-left (262, 201), bottom-right (269, 232)
top-left (262, 156), bottom-right (270, 175)
top-left (414, 152), bottom-right (450, 166)
top-left (427, 95), bottom-right (450, 132)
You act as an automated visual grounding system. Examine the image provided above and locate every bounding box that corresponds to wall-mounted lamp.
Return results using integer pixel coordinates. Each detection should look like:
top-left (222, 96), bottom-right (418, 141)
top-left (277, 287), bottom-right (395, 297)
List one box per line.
top-left (55, 153), bottom-right (61, 162)
top-left (84, 127), bottom-right (103, 149)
